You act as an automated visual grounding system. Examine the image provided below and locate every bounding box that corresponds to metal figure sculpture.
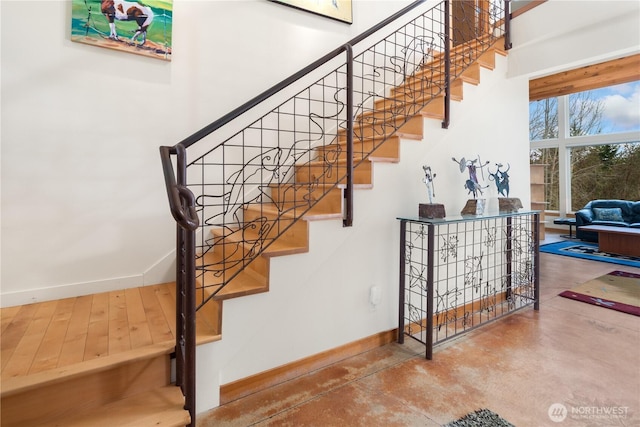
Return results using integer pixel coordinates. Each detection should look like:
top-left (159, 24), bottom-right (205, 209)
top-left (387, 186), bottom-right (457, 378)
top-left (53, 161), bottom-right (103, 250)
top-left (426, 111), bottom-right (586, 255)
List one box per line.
top-left (488, 163), bottom-right (510, 197)
top-left (422, 165), bottom-right (436, 204)
top-left (452, 156), bottom-right (490, 198)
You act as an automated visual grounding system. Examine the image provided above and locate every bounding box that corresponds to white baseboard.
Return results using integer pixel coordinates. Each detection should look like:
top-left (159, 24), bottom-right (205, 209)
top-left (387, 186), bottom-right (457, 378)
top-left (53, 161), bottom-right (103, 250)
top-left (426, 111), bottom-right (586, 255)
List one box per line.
top-left (1, 274), bottom-right (143, 307)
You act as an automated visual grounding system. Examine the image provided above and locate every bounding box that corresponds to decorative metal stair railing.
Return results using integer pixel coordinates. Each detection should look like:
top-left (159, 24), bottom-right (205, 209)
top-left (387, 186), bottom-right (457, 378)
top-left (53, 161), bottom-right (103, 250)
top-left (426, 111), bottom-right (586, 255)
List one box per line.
top-left (160, 1), bottom-right (510, 425)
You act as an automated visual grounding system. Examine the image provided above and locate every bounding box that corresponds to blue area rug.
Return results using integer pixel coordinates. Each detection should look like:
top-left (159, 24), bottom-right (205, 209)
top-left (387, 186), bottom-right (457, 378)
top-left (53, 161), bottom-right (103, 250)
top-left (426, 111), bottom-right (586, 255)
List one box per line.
top-left (540, 240), bottom-right (640, 268)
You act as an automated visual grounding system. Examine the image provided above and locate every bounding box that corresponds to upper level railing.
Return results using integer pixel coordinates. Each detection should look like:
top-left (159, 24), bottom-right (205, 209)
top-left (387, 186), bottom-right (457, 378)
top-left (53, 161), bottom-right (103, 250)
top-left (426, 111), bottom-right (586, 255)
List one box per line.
top-left (160, 2), bottom-right (510, 425)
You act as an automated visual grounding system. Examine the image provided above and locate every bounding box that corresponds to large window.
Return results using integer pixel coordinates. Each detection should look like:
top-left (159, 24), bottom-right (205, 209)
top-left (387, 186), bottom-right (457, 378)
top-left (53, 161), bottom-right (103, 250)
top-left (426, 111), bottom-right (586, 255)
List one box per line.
top-left (530, 81), bottom-right (640, 214)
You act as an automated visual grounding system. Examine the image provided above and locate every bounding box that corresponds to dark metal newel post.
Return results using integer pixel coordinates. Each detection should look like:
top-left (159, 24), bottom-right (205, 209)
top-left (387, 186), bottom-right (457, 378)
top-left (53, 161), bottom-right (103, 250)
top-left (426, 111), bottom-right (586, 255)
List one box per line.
top-left (398, 220), bottom-right (407, 344)
top-left (533, 213), bottom-right (540, 310)
top-left (174, 143), bottom-right (197, 427)
top-left (426, 223), bottom-right (435, 360)
top-left (442, 0), bottom-right (451, 129)
top-left (504, 0), bottom-right (513, 50)
top-left (184, 227), bottom-right (197, 427)
top-left (344, 44), bottom-right (354, 227)
top-left (506, 216), bottom-right (513, 300)
top-left (175, 226), bottom-right (184, 389)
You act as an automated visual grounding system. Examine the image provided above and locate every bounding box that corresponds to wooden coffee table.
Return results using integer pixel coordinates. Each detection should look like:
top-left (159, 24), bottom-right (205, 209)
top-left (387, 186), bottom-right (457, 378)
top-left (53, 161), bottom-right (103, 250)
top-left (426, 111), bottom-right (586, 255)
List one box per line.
top-left (580, 225), bottom-right (640, 257)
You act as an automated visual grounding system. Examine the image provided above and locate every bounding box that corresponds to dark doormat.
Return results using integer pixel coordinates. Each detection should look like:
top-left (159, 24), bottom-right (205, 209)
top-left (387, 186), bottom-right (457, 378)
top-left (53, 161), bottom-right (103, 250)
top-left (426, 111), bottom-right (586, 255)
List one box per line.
top-left (445, 409), bottom-right (515, 427)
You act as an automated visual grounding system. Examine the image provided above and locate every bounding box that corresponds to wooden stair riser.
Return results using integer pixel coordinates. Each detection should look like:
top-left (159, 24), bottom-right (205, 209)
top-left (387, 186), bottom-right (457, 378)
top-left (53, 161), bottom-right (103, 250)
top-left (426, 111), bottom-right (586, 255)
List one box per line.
top-left (370, 93), bottom-right (445, 117)
top-left (242, 208), bottom-right (309, 246)
top-left (196, 251), bottom-right (268, 288)
top-left (477, 49), bottom-right (496, 69)
top-left (365, 96), bottom-right (446, 123)
top-left (33, 386), bottom-right (190, 427)
top-left (337, 114), bottom-right (424, 141)
top-left (196, 272), bottom-right (269, 302)
top-left (1, 353), bottom-right (170, 427)
top-left (400, 62), bottom-right (480, 97)
top-left (294, 159), bottom-right (373, 186)
top-left (269, 184), bottom-right (343, 215)
top-left (392, 78), bottom-right (463, 103)
top-left (408, 48), bottom-right (486, 83)
top-left (458, 62), bottom-right (481, 84)
top-left (197, 298), bottom-right (222, 336)
top-left (196, 252), bottom-right (269, 301)
top-left (390, 75), bottom-right (445, 99)
top-left (208, 230), bottom-right (269, 265)
top-left (316, 136), bottom-right (401, 162)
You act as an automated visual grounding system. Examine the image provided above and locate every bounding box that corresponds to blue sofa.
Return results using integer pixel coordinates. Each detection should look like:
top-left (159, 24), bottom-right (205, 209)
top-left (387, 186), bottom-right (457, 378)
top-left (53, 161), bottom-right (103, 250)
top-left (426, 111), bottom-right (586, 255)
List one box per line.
top-left (575, 199), bottom-right (640, 242)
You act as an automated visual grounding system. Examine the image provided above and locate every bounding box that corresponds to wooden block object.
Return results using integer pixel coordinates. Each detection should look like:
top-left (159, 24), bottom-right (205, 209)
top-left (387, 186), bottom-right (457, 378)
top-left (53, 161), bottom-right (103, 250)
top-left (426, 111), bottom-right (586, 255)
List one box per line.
top-left (498, 197), bottom-right (523, 213)
top-left (419, 203), bottom-right (446, 219)
top-left (461, 199), bottom-right (486, 216)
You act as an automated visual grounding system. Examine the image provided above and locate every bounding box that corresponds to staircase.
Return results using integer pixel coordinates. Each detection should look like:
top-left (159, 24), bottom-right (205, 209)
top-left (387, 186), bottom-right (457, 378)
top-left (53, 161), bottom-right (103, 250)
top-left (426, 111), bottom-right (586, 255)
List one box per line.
top-left (159, 2), bottom-right (511, 423)
top-left (194, 36), bottom-right (508, 318)
top-left (1, 2), bottom-right (510, 426)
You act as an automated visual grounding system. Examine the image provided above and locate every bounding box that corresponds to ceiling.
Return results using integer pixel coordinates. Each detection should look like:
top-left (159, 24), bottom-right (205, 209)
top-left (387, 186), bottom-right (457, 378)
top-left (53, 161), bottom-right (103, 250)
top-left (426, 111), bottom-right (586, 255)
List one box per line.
top-left (529, 54), bottom-right (640, 101)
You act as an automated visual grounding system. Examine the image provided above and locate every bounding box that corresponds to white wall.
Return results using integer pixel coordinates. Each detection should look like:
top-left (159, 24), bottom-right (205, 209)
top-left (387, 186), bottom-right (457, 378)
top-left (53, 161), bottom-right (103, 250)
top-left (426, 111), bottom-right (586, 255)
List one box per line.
top-left (0, 0), bottom-right (416, 305)
top-left (198, 51), bottom-right (530, 412)
top-left (508, 0), bottom-right (640, 79)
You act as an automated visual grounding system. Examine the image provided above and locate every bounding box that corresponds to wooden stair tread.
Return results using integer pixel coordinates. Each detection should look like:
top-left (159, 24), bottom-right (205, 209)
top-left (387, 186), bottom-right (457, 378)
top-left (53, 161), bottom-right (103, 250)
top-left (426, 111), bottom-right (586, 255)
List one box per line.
top-left (320, 134), bottom-right (401, 149)
top-left (312, 145), bottom-right (400, 163)
top-left (353, 112), bottom-right (418, 127)
top-left (338, 129), bottom-right (423, 143)
top-left (243, 202), bottom-right (296, 219)
top-left (26, 385), bottom-right (190, 427)
top-left (301, 156), bottom-right (372, 168)
top-left (277, 202), bottom-right (343, 218)
top-left (211, 226), bottom-right (309, 256)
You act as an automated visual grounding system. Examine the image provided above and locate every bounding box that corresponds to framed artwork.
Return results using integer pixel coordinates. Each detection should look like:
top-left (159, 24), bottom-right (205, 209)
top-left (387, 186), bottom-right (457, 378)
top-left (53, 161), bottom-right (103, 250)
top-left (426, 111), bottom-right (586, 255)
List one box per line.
top-left (71, 0), bottom-right (173, 61)
top-left (270, 0), bottom-right (353, 24)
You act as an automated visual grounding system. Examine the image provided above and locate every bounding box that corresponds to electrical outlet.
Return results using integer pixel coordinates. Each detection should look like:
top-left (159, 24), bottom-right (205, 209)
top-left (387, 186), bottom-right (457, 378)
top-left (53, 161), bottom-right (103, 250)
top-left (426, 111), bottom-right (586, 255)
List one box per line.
top-left (369, 285), bottom-right (381, 306)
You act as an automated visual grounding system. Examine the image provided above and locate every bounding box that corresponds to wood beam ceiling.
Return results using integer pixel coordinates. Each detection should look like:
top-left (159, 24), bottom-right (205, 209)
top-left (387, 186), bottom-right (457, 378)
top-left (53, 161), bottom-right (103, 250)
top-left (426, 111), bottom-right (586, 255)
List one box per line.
top-left (529, 54), bottom-right (640, 101)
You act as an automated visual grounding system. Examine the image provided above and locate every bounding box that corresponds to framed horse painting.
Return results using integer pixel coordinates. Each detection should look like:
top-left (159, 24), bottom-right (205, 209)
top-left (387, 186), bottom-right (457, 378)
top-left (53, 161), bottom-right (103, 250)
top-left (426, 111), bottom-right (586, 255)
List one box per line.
top-left (270, 0), bottom-right (353, 24)
top-left (71, 0), bottom-right (173, 61)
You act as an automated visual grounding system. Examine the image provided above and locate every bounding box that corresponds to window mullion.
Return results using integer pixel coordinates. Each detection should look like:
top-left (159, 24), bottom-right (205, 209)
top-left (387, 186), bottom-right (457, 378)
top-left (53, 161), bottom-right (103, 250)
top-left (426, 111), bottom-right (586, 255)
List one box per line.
top-left (557, 95), bottom-right (571, 215)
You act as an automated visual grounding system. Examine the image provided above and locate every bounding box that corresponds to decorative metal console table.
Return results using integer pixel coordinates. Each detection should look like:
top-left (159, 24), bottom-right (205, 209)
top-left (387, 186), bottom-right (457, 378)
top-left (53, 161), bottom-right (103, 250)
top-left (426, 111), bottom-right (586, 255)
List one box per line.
top-left (397, 211), bottom-right (540, 359)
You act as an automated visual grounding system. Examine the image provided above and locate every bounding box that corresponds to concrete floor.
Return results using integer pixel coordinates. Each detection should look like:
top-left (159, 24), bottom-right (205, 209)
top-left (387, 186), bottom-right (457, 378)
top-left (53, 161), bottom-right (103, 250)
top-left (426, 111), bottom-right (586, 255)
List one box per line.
top-left (198, 234), bottom-right (640, 426)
